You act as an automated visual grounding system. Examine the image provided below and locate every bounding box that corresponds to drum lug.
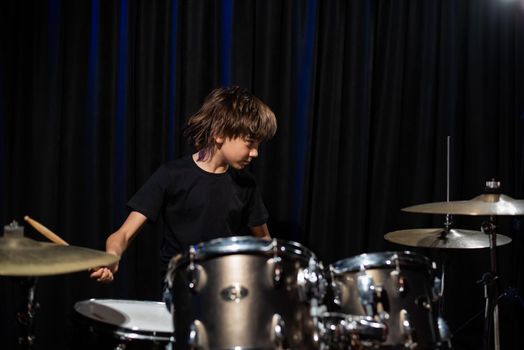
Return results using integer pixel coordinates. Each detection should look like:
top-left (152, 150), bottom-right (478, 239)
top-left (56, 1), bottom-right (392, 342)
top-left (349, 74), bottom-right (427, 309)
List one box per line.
top-left (188, 320), bottom-right (208, 350)
top-left (438, 317), bottom-right (452, 346)
top-left (332, 281), bottom-right (342, 306)
top-left (432, 276), bottom-right (442, 302)
top-left (357, 274), bottom-right (376, 316)
top-left (272, 257), bottom-right (283, 287)
top-left (389, 270), bottom-right (407, 296)
top-left (390, 256), bottom-right (407, 296)
top-left (415, 295), bottom-right (432, 311)
top-left (271, 313), bottom-right (287, 349)
top-left (399, 309), bottom-right (417, 349)
top-left (271, 239), bottom-right (284, 287)
top-left (297, 257), bottom-right (327, 302)
top-left (187, 247), bottom-right (199, 292)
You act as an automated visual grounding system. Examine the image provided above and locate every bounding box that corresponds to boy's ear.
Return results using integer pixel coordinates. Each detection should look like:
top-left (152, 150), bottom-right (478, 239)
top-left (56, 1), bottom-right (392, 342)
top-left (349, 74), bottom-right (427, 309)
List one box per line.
top-left (214, 136), bottom-right (225, 145)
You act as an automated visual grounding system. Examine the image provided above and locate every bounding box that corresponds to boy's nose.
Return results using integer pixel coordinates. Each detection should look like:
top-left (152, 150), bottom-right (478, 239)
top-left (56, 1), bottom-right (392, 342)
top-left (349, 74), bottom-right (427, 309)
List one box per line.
top-left (249, 148), bottom-right (258, 158)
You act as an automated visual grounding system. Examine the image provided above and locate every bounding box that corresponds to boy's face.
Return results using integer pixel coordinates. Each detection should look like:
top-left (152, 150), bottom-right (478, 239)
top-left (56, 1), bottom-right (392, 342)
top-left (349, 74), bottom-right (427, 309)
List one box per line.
top-left (215, 136), bottom-right (260, 169)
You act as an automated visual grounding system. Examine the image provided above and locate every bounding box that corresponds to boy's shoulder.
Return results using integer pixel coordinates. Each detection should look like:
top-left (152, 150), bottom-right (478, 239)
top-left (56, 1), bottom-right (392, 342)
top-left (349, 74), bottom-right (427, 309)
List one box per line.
top-left (162, 154), bottom-right (193, 169)
top-left (229, 167), bottom-right (257, 187)
top-left (155, 155), bottom-right (195, 177)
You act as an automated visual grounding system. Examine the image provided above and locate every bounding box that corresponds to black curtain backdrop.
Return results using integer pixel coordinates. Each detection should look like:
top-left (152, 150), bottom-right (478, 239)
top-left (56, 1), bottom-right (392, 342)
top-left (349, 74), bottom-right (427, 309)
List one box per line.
top-left (1, 1), bottom-right (524, 349)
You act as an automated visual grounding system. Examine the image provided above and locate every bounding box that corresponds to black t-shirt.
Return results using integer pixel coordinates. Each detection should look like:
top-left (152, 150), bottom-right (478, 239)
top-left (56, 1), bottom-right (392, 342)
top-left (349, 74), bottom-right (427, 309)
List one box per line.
top-left (127, 155), bottom-right (269, 268)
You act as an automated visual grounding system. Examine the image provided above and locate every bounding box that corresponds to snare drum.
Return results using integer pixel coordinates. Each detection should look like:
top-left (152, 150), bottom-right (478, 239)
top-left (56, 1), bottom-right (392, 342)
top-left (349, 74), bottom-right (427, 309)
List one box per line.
top-left (330, 251), bottom-right (441, 349)
top-left (167, 236), bottom-right (323, 350)
top-left (74, 299), bottom-right (175, 350)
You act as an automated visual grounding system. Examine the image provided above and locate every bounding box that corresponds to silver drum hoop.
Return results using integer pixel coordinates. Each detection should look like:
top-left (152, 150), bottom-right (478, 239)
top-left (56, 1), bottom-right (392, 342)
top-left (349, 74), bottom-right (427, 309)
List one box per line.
top-left (174, 236), bottom-right (316, 268)
top-left (331, 251), bottom-right (435, 274)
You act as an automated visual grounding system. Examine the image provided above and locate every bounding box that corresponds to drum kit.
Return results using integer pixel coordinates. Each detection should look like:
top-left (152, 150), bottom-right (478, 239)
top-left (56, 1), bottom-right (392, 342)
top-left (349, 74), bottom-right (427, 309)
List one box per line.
top-left (166, 179), bottom-right (523, 350)
top-left (1, 180), bottom-right (523, 350)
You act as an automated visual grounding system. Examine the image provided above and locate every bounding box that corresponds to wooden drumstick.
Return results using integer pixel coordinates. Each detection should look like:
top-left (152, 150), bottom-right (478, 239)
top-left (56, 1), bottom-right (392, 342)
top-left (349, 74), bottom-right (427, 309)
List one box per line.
top-left (24, 215), bottom-right (69, 246)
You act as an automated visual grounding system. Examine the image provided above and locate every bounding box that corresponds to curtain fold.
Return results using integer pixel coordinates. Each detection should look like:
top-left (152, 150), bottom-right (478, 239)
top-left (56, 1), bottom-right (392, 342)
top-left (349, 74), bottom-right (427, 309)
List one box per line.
top-left (1, 1), bottom-right (523, 349)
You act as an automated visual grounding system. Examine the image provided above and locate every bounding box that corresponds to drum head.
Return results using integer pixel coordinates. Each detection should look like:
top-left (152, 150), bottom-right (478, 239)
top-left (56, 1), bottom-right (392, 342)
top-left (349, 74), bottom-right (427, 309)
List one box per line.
top-left (74, 299), bottom-right (174, 341)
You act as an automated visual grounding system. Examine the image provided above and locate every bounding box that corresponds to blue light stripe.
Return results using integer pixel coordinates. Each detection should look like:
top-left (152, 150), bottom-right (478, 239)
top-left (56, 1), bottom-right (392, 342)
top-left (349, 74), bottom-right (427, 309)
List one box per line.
top-left (167, 0), bottom-right (179, 160)
top-left (114, 0), bottom-right (128, 223)
top-left (220, 0), bottom-right (233, 86)
top-left (86, 0), bottom-right (100, 148)
top-left (0, 63), bottom-right (5, 222)
top-left (292, 0), bottom-right (317, 238)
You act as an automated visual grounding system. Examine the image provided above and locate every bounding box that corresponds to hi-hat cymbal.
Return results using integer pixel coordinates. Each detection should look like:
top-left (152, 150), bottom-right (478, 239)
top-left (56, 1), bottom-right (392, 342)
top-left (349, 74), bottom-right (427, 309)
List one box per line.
top-left (384, 228), bottom-right (512, 249)
top-left (0, 234), bottom-right (119, 276)
top-left (402, 193), bottom-right (524, 216)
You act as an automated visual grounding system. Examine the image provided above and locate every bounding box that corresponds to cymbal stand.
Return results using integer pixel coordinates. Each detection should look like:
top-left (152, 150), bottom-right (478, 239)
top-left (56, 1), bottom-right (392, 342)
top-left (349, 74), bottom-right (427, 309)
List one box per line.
top-left (437, 214), bottom-right (453, 318)
top-left (438, 136), bottom-right (451, 319)
top-left (16, 277), bottom-right (38, 350)
top-left (4, 221), bottom-right (39, 350)
top-left (480, 218), bottom-right (500, 350)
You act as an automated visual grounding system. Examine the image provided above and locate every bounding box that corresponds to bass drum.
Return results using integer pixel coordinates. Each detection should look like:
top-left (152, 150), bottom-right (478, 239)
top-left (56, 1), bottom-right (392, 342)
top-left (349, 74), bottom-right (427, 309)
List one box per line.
top-left (73, 299), bottom-right (175, 350)
top-left (167, 236), bottom-right (323, 350)
top-left (330, 251), bottom-right (442, 349)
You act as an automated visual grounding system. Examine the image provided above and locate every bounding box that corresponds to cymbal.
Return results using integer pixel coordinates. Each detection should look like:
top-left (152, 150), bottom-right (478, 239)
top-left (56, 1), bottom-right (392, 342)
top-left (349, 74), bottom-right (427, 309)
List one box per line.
top-left (0, 234), bottom-right (119, 276)
top-left (384, 228), bottom-right (512, 249)
top-left (402, 193), bottom-right (524, 216)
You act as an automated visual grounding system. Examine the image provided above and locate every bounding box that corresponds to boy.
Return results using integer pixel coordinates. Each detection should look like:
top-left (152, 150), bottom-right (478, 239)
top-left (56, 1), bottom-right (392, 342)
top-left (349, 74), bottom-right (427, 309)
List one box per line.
top-left (90, 86), bottom-right (277, 283)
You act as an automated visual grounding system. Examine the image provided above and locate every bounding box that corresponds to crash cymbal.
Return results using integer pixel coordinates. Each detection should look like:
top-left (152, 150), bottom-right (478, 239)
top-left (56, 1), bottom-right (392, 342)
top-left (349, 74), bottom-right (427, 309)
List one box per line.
top-left (0, 234), bottom-right (119, 276)
top-left (402, 193), bottom-right (524, 216)
top-left (384, 228), bottom-right (512, 249)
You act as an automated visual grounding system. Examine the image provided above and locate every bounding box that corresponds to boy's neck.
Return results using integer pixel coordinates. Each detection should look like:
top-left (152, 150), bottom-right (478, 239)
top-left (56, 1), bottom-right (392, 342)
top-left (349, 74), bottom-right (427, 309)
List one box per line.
top-left (192, 152), bottom-right (229, 174)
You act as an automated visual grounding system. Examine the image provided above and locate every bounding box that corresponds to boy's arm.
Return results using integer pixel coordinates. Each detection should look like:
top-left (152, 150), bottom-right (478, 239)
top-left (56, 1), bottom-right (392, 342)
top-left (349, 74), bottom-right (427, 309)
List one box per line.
top-left (89, 211), bottom-right (148, 283)
top-left (250, 223), bottom-right (271, 240)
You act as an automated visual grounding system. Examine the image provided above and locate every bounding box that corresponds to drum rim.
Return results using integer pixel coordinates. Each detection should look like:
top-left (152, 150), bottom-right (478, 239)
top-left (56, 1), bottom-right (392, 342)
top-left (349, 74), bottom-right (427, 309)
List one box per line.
top-left (330, 251), bottom-right (434, 273)
top-left (180, 235), bottom-right (315, 262)
top-left (74, 298), bottom-right (175, 342)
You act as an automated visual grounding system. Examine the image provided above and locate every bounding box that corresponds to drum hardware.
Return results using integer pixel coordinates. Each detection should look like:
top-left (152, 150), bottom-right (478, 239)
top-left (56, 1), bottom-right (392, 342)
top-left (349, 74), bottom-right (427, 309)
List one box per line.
top-left (220, 284), bottom-right (248, 302)
top-left (3, 221), bottom-right (38, 349)
top-left (169, 236), bottom-right (320, 349)
top-left (15, 276), bottom-right (38, 350)
top-left (480, 217), bottom-right (501, 350)
top-left (297, 257), bottom-right (327, 302)
top-left (316, 312), bottom-right (388, 349)
top-left (271, 238), bottom-right (284, 287)
top-left (431, 276), bottom-right (442, 303)
top-left (437, 317), bottom-right (452, 348)
top-left (74, 299), bottom-right (175, 349)
top-left (188, 320), bottom-right (207, 350)
top-left (398, 179), bottom-right (524, 350)
top-left (186, 247), bottom-right (199, 292)
top-left (357, 274), bottom-right (377, 317)
top-left (330, 251), bottom-right (441, 348)
top-left (298, 257), bottom-right (328, 348)
top-left (390, 256), bottom-right (407, 295)
top-left (399, 309), bottom-right (416, 348)
top-left (1, 219), bottom-right (120, 349)
top-left (270, 313), bottom-right (286, 349)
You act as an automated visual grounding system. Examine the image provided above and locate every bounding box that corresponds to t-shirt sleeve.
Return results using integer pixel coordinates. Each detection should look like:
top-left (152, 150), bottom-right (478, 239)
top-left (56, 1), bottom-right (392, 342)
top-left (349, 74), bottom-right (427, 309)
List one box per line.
top-left (127, 165), bottom-right (170, 222)
top-left (246, 183), bottom-right (269, 227)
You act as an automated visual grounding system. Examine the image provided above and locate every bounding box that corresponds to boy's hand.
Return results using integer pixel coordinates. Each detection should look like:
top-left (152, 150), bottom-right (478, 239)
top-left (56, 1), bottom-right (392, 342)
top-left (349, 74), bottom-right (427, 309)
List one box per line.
top-left (89, 261), bottom-right (119, 283)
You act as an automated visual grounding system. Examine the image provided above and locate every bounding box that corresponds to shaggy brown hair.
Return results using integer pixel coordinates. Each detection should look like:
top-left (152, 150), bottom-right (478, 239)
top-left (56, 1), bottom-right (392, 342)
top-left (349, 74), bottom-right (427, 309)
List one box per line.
top-left (184, 86), bottom-right (277, 160)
